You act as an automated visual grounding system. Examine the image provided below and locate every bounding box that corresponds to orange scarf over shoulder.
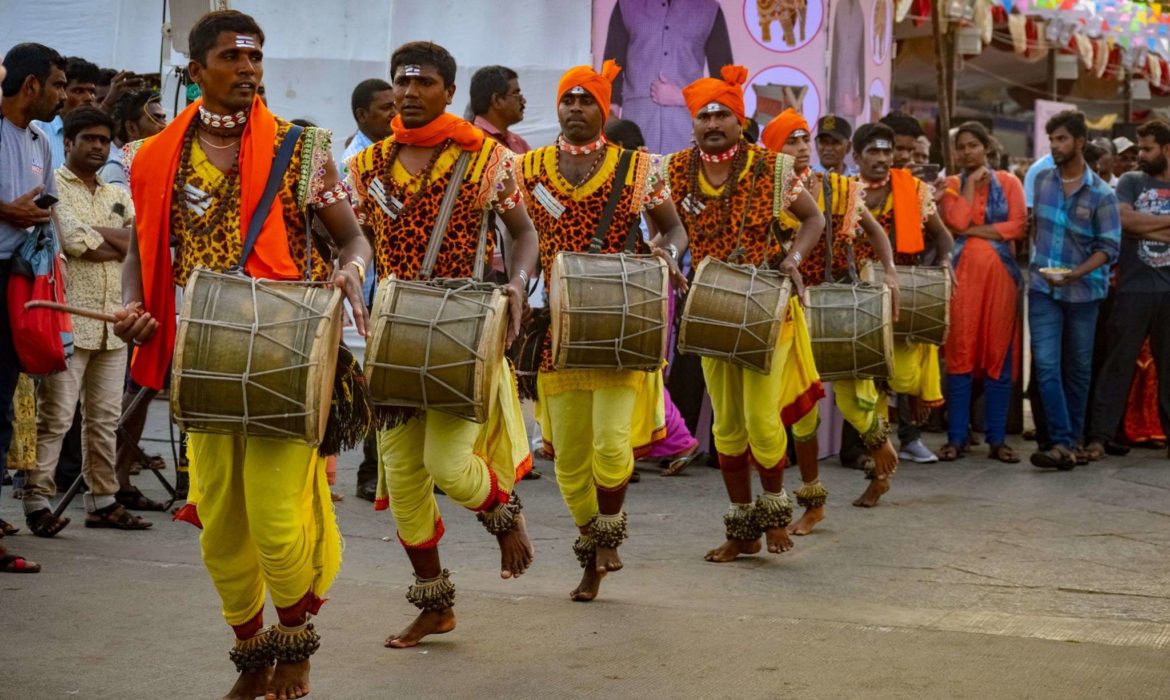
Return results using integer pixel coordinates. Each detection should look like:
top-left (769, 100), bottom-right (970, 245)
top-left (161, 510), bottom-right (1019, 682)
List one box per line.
top-left (390, 112), bottom-right (485, 152)
top-left (889, 168), bottom-right (925, 255)
top-left (128, 96), bottom-right (300, 390)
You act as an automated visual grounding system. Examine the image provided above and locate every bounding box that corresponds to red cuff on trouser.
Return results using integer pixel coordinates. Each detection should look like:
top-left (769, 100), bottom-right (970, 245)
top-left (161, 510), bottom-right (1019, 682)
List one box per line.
top-left (232, 611), bottom-right (265, 640)
top-left (717, 451), bottom-right (751, 472)
top-left (276, 590), bottom-right (325, 627)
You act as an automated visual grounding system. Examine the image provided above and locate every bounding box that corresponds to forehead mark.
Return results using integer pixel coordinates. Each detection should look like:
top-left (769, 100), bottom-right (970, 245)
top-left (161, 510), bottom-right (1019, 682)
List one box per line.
top-left (234, 35), bottom-right (258, 49)
top-left (403, 65), bottom-right (422, 77)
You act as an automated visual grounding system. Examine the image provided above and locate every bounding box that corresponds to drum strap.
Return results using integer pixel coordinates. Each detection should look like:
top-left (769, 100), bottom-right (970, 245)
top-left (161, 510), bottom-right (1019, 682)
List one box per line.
top-left (419, 150), bottom-right (473, 280)
top-left (821, 173), bottom-right (859, 284)
top-left (728, 158), bottom-right (764, 265)
top-left (589, 149), bottom-right (635, 253)
top-left (237, 124), bottom-right (304, 270)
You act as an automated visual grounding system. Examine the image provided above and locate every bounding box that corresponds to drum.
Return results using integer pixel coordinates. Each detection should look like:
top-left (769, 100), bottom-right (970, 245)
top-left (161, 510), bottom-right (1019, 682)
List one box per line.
top-left (549, 252), bottom-right (669, 370)
top-left (172, 269), bottom-right (342, 445)
top-left (805, 282), bottom-right (893, 380)
top-left (678, 257), bottom-right (792, 373)
top-left (862, 263), bottom-right (951, 345)
top-left (365, 278), bottom-right (508, 424)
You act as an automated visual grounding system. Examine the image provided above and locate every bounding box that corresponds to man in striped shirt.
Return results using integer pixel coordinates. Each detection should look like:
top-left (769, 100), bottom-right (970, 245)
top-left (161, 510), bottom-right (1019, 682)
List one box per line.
top-left (1029, 110), bottom-right (1121, 469)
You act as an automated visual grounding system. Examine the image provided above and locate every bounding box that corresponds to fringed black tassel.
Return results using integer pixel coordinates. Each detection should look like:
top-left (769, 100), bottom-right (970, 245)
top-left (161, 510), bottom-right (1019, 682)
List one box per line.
top-left (373, 404), bottom-right (420, 431)
top-left (319, 344), bottom-right (373, 456)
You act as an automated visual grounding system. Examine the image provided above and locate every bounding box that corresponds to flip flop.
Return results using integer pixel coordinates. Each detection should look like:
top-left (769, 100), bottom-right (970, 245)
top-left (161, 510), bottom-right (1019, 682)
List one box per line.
top-left (0, 554), bottom-right (40, 573)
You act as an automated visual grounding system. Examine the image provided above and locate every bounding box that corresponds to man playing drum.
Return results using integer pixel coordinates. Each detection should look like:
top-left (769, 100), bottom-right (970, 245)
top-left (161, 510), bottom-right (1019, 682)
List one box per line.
top-left (661, 67), bottom-right (825, 562)
top-left (346, 41), bottom-right (539, 649)
top-left (760, 109), bottom-right (901, 525)
top-left (115, 11), bottom-right (371, 699)
top-left (850, 122), bottom-right (955, 505)
top-left (514, 61), bottom-right (687, 602)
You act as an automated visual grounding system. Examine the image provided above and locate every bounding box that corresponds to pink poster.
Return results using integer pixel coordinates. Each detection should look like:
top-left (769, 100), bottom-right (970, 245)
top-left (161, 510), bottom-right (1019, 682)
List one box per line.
top-left (591, 0), bottom-right (894, 157)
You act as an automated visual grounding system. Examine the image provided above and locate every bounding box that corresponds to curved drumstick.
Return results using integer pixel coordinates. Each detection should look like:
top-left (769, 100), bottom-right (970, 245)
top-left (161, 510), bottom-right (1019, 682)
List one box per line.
top-left (24, 300), bottom-right (119, 324)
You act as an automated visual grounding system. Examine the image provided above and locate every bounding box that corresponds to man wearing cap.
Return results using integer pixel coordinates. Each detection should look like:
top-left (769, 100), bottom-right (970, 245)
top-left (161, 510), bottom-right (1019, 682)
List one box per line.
top-left (1114, 136), bottom-right (1138, 180)
top-left (813, 114), bottom-right (857, 176)
top-left (761, 109), bottom-right (901, 528)
top-left (851, 122), bottom-right (955, 503)
top-left (515, 60), bottom-right (688, 602)
top-left (661, 67), bottom-right (826, 561)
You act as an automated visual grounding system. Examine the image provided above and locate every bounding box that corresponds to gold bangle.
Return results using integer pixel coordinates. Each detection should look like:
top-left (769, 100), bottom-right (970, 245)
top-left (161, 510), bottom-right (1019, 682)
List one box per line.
top-left (346, 259), bottom-right (367, 285)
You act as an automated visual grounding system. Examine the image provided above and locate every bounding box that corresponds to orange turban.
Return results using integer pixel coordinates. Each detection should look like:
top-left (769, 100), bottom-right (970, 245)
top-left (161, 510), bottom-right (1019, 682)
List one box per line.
top-left (557, 60), bottom-right (622, 117)
top-left (760, 109), bottom-right (809, 153)
top-left (683, 65), bottom-right (750, 122)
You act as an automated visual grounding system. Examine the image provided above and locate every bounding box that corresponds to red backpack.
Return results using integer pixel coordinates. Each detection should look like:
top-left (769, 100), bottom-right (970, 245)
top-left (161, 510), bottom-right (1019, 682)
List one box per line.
top-left (7, 223), bottom-right (73, 376)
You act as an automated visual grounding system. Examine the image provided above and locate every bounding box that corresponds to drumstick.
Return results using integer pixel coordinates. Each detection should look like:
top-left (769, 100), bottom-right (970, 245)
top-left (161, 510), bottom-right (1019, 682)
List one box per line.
top-left (24, 300), bottom-right (119, 324)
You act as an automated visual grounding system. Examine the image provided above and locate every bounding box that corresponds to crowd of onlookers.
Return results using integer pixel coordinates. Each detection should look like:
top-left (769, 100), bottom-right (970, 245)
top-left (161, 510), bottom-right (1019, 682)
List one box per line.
top-left (0, 42), bottom-right (1166, 576)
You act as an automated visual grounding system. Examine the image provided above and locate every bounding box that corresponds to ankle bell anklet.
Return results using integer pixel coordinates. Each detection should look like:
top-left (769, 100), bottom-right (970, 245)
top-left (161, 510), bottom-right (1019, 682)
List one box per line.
top-left (753, 490), bottom-right (794, 530)
top-left (723, 503), bottom-right (760, 541)
top-left (406, 569), bottom-right (456, 612)
top-left (573, 534), bottom-right (596, 568)
top-left (794, 479), bottom-right (828, 509)
top-left (477, 491), bottom-right (523, 536)
top-left (589, 512), bottom-right (628, 550)
top-left (228, 628), bottom-right (274, 673)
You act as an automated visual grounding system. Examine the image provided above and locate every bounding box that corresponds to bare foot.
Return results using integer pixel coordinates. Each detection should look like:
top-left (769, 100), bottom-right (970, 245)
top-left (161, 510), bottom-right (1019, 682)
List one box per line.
top-left (497, 513), bottom-right (535, 579)
top-left (871, 440), bottom-right (898, 477)
top-left (385, 609), bottom-right (456, 649)
top-left (223, 668), bottom-right (270, 700)
top-left (788, 505), bottom-right (824, 536)
top-left (852, 478), bottom-right (890, 508)
top-left (704, 538), bottom-right (761, 562)
top-left (765, 526), bottom-right (794, 553)
top-left (571, 554), bottom-right (607, 602)
top-left (595, 545), bottom-right (623, 573)
top-left (265, 660), bottom-right (309, 700)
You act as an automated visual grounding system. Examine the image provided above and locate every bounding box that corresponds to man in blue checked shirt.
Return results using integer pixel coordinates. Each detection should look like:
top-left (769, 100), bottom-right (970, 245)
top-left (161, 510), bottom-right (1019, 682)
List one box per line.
top-left (1029, 110), bottom-right (1121, 470)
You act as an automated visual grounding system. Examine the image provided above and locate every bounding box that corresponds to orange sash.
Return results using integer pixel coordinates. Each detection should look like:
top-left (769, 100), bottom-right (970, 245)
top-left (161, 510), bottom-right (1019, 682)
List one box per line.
top-left (128, 96), bottom-right (300, 389)
top-left (390, 112), bottom-right (485, 152)
top-left (889, 168), bottom-right (925, 255)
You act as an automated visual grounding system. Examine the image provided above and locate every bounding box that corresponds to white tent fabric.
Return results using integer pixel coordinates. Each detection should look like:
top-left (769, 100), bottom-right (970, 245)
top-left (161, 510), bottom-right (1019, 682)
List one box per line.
top-left (1, 0), bottom-right (592, 157)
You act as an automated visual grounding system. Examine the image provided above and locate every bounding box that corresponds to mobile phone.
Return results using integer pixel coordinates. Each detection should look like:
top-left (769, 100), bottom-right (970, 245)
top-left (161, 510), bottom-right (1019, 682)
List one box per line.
top-left (33, 193), bottom-right (58, 209)
top-left (910, 164), bottom-right (940, 181)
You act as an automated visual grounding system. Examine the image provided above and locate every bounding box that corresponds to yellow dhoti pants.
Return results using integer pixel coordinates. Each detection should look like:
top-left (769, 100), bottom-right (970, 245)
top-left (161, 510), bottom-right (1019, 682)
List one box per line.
top-left (186, 433), bottom-right (341, 628)
top-left (792, 378), bottom-right (885, 442)
top-left (702, 298), bottom-right (822, 469)
top-left (376, 366), bottom-right (530, 548)
top-left (537, 368), bottom-right (659, 527)
top-left (890, 341), bottom-right (944, 406)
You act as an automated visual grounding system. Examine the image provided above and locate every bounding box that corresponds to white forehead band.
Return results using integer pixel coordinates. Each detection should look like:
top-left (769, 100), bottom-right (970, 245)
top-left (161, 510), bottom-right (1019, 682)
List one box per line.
top-left (869, 138), bottom-right (893, 150)
top-left (791, 129), bottom-right (809, 139)
top-left (569, 86), bottom-right (587, 95)
top-left (404, 64), bottom-right (422, 77)
top-left (235, 35), bottom-right (257, 49)
top-left (703, 102), bottom-right (725, 113)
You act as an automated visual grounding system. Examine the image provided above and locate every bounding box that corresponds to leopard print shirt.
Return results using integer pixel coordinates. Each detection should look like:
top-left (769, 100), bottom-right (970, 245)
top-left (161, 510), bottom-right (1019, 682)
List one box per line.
top-left (775, 171), bottom-right (866, 285)
top-left (346, 137), bottom-right (515, 281)
top-left (662, 144), bottom-right (802, 268)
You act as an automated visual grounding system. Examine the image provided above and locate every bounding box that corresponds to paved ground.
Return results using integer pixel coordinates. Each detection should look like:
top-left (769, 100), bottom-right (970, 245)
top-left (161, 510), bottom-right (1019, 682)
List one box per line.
top-left (3, 403), bottom-right (1170, 699)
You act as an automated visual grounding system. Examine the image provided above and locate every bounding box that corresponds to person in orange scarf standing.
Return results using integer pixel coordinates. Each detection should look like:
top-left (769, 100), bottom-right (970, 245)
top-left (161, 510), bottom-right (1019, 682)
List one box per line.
top-left (112, 11), bottom-right (371, 700)
top-left (849, 122), bottom-right (954, 504)
top-left (761, 109), bottom-right (901, 525)
top-left (345, 42), bottom-right (539, 648)
top-left (661, 67), bottom-right (825, 562)
top-left (515, 61), bottom-right (687, 601)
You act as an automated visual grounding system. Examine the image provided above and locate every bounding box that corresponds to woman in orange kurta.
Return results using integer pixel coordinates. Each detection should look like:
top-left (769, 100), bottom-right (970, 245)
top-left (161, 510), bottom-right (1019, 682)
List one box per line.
top-left (938, 122), bottom-right (1027, 462)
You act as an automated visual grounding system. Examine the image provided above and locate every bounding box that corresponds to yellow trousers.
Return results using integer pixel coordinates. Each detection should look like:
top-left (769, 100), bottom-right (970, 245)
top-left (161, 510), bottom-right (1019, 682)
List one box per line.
top-left (376, 366), bottom-right (530, 548)
top-left (702, 298), bottom-right (821, 469)
top-left (792, 378), bottom-right (884, 441)
top-left (890, 341), bottom-right (944, 406)
top-left (187, 433), bottom-right (341, 628)
top-left (538, 371), bottom-right (642, 527)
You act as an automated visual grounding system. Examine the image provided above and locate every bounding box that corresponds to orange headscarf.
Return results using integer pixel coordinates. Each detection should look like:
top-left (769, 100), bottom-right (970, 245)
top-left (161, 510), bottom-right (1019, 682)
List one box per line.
top-left (391, 112), bottom-right (485, 152)
top-left (683, 65), bottom-right (750, 121)
top-left (889, 169), bottom-right (926, 254)
top-left (128, 95), bottom-right (301, 390)
top-left (556, 60), bottom-right (621, 118)
top-left (760, 109), bottom-right (809, 153)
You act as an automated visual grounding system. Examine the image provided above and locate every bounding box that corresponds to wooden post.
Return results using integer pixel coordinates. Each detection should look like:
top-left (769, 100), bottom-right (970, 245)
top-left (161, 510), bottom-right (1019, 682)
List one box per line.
top-left (931, 0), bottom-right (955, 172)
top-left (1046, 51), bottom-right (1058, 101)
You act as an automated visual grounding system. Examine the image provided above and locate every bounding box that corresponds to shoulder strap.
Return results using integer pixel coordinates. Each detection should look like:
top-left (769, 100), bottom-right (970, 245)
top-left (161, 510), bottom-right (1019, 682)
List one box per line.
top-left (822, 173), bottom-right (835, 276)
top-left (238, 124), bottom-right (303, 269)
top-left (589, 148), bottom-right (635, 253)
top-left (419, 149), bottom-right (473, 279)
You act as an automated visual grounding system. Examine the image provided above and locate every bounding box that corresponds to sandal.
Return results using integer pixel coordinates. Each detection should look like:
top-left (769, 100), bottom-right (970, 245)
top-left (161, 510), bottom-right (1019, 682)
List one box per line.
top-left (0, 519), bottom-right (18, 537)
top-left (938, 443), bottom-right (967, 462)
top-left (0, 552), bottom-right (40, 573)
top-left (115, 487), bottom-right (168, 512)
top-left (85, 504), bottom-right (152, 530)
top-left (1071, 447), bottom-right (1090, 465)
top-left (661, 445), bottom-right (701, 477)
top-left (988, 444), bottom-right (1020, 464)
top-left (25, 508), bottom-right (71, 538)
top-left (1030, 446), bottom-right (1076, 471)
top-left (1083, 441), bottom-right (1106, 462)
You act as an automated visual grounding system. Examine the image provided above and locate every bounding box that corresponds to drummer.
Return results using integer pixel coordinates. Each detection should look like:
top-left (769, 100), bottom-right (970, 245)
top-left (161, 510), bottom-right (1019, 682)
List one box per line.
top-left (346, 41), bottom-right (540, 648)
top-left (851, 121), bottom-right (955, 495)
top-left (514, 60), bottom-right (687, 602)
top-left (114, 11), bottom-right (372, 699)
top-left (760, 109), bottom-right (902, 522)
top-left (661, 67), bottom-right (825, 562)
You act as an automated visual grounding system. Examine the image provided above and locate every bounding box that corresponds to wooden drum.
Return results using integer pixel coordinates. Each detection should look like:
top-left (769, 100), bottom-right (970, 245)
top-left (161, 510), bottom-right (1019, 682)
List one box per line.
top-left (678, 257), bottom-right (792, 373)
top-left (805, 282), bottom-right (893, 381)
top-left (172, 269), bottom-right (342, 445)
top-left (549, 252), bottom-right (669, 370)
top-left (366, 278), bottom-right (508, 424)
top-left (863, 263), bottom-right (952, 345)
